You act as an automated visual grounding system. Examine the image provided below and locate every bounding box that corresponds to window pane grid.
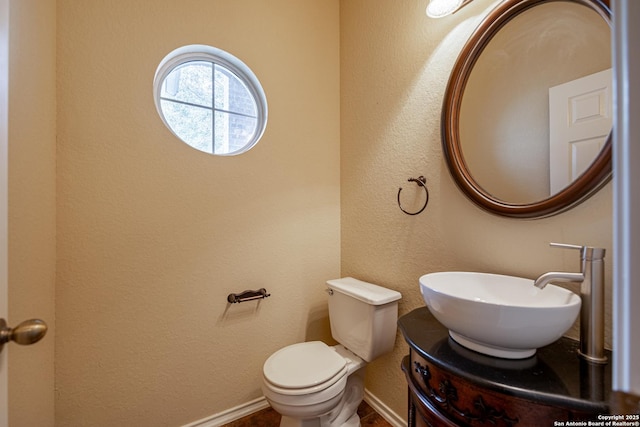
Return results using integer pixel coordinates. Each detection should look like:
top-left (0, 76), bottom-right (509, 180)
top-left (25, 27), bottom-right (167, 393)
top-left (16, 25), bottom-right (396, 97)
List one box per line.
top-left (161, 61), bottom-right (213, 108)
top-left (159, 96), bottom-right (213, 111)
top-left (155, 45), bottom-right (267, 155)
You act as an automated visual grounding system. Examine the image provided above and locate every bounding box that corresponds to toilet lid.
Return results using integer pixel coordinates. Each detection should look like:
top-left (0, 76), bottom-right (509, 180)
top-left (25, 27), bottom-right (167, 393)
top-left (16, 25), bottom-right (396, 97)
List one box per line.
top-left (263, 341), bottom-right (347, 389)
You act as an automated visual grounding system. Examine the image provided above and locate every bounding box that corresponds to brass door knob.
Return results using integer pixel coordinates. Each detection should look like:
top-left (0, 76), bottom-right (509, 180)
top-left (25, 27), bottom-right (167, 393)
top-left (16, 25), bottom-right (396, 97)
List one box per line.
top-left (0, 318), bottom-right (48, 353)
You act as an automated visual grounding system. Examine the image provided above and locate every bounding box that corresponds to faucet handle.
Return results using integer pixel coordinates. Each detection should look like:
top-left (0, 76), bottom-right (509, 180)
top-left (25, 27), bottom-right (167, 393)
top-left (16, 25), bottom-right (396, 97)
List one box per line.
top-left (549, 242), bottom-right (606, 260)
top-left (550, 242), bottom-right (582, 251)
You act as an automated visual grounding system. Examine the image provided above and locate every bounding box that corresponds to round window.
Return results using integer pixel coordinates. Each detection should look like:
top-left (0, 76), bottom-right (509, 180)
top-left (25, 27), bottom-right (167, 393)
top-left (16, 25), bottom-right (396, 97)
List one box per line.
top-left (153, 45), bottom-right (268, 155)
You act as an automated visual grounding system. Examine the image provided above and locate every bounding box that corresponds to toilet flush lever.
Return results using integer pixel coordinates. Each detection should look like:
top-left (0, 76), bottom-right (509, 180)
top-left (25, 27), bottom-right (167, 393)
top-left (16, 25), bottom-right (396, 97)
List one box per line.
top-left (0, 318), bottom-right (48, 354)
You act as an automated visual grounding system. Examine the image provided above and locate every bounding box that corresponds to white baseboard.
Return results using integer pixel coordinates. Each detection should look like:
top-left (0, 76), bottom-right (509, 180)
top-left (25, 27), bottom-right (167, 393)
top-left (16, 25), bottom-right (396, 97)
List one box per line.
top-left (182, 396), bottom-right (270, 427)
top-left (363, 389), bottom-right (407, 427)
top-left (182, 389), bottom-right (407, 427)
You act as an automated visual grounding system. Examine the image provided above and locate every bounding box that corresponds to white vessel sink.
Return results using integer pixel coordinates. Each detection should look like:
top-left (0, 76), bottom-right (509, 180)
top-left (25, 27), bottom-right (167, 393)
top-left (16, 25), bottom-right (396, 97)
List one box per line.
top-left (419, 272), bottom-right (581, 359)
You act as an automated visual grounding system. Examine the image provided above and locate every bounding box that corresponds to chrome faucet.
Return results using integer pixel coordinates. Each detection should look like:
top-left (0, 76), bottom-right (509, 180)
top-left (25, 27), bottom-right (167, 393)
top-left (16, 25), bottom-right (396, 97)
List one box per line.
top-left (534, 243), bottom-right (607, 364)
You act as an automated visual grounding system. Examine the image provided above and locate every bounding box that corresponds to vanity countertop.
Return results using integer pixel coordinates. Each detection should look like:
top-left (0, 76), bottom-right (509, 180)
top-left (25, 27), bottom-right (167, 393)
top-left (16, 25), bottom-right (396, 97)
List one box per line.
top-left (399, 307), bottom-right (611, 414)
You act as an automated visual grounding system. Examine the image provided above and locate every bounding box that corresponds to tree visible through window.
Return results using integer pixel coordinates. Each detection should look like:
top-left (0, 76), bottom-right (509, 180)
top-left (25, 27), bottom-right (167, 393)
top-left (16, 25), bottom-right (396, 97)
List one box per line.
top-left (154, 46), bottom-right (267, 155)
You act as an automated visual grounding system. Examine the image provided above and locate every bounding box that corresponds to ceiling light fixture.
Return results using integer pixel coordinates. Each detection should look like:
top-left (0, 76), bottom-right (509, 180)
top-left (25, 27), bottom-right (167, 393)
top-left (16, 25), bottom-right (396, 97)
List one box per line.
top-left (426, 0), bottom-right (473, 18)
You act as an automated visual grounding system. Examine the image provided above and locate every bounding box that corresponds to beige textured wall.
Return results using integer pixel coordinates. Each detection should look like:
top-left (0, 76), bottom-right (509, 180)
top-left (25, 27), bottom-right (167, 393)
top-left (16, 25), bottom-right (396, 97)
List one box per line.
top-left (8, 1), bottom-right (57, 426)
top-left (9, 1), bottom-right (614, 425)
top-left (56, 1), bottom-right (340, 426)
top-left (341, 0), bottom-right (613, 420)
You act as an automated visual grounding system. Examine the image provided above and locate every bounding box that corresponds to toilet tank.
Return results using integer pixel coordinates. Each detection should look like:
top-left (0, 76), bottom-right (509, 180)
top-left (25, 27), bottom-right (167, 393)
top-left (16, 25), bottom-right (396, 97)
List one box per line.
top-left (326, 277), bottom-right (402, 362)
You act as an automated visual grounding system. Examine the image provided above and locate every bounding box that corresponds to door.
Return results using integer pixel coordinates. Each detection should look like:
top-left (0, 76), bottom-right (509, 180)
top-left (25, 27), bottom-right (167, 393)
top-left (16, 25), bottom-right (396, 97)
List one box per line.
top-left (549, 68), bottom-right (613, 194)
top-left (1, 0), bottom-right (9, 424)
top-left (612, 0), bottom-right (640, 397)
top-left (0, 4), bottom-right (51, 425)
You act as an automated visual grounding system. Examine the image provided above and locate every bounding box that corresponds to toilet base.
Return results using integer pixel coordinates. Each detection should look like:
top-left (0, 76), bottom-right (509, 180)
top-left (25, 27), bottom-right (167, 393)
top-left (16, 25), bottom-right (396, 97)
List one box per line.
top-left (275, 368), bottom-right (365, 427)
top-left (342, 412), bottom-right (360, 427)
top-left (279, 412), bottom-right (360, 427)
top-left (279, 415), bottom-right (319, 427)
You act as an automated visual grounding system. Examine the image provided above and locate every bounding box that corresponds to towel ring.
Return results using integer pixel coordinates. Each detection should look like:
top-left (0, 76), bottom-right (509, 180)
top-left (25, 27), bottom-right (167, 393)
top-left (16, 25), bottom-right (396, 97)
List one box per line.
top-left (397, 176), bottom-right (429, 215)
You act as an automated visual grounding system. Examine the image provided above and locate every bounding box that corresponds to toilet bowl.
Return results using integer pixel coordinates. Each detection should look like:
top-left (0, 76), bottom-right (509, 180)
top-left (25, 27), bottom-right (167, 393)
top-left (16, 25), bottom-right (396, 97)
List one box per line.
top-left (261, 278), bottom-right (402, 427)
top-left (262, 342), bottom-right (365, 426)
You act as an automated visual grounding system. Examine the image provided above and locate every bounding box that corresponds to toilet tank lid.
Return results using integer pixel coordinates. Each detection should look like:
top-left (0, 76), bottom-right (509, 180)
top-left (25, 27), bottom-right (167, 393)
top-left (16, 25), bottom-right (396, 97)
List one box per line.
top-left (326, 277), bottom-right (402, 305)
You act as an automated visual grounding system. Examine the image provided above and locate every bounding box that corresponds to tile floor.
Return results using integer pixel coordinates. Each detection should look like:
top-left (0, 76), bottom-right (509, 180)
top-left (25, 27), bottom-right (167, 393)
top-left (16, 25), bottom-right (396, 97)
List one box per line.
top-left (222, 401), bottom-right (393, 427)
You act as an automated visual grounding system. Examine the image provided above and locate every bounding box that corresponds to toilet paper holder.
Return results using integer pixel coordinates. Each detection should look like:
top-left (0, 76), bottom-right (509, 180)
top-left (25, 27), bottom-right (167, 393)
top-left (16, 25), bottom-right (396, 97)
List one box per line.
top-left (227, 288), bottom-right (271, 304)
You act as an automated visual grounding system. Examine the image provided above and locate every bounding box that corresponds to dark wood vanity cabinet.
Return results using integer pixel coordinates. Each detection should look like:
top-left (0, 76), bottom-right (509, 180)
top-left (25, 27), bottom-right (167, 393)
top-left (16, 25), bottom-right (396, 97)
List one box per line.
top-left (399, 308), bottom-right (611, 427)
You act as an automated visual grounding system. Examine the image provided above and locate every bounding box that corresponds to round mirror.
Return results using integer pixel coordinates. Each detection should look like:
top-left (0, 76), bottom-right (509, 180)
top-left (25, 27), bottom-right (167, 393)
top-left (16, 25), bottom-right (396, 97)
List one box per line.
top-left (442, 0), bottom-right (611, 218)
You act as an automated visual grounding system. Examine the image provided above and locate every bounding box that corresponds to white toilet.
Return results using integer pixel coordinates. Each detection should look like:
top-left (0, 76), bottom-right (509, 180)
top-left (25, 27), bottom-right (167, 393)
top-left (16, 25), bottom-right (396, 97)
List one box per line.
top-left (261, 277), bottom-right (402, 427)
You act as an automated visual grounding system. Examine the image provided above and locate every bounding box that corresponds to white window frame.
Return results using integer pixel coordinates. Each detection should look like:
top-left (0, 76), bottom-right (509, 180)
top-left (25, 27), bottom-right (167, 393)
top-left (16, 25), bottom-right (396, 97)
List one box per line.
top-left (153, 45), bottom-right (268, 156)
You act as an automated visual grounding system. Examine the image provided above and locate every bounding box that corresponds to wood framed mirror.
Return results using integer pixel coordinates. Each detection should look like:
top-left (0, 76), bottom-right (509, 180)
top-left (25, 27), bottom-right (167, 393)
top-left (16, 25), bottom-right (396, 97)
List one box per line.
top-left (442, 0), bottom-right (612, 218)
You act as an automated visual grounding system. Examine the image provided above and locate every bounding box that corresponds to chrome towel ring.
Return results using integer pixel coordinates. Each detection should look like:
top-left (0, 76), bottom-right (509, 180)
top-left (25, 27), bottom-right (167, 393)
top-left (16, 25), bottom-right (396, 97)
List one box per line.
top-left (397, 176), bottom-right (429, 216)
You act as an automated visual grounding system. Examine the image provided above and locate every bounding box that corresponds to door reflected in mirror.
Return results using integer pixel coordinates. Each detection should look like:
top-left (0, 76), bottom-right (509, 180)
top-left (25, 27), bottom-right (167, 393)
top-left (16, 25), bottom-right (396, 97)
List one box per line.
top-left (442, 0), bottom-right (612, 218)
top-left (459, 1), bottom-right (611, 204)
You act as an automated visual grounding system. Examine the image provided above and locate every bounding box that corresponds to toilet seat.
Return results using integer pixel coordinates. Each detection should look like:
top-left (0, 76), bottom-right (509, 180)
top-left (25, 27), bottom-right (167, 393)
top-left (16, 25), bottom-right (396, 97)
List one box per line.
top-left (263, 341), bottom-right (348, 396)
